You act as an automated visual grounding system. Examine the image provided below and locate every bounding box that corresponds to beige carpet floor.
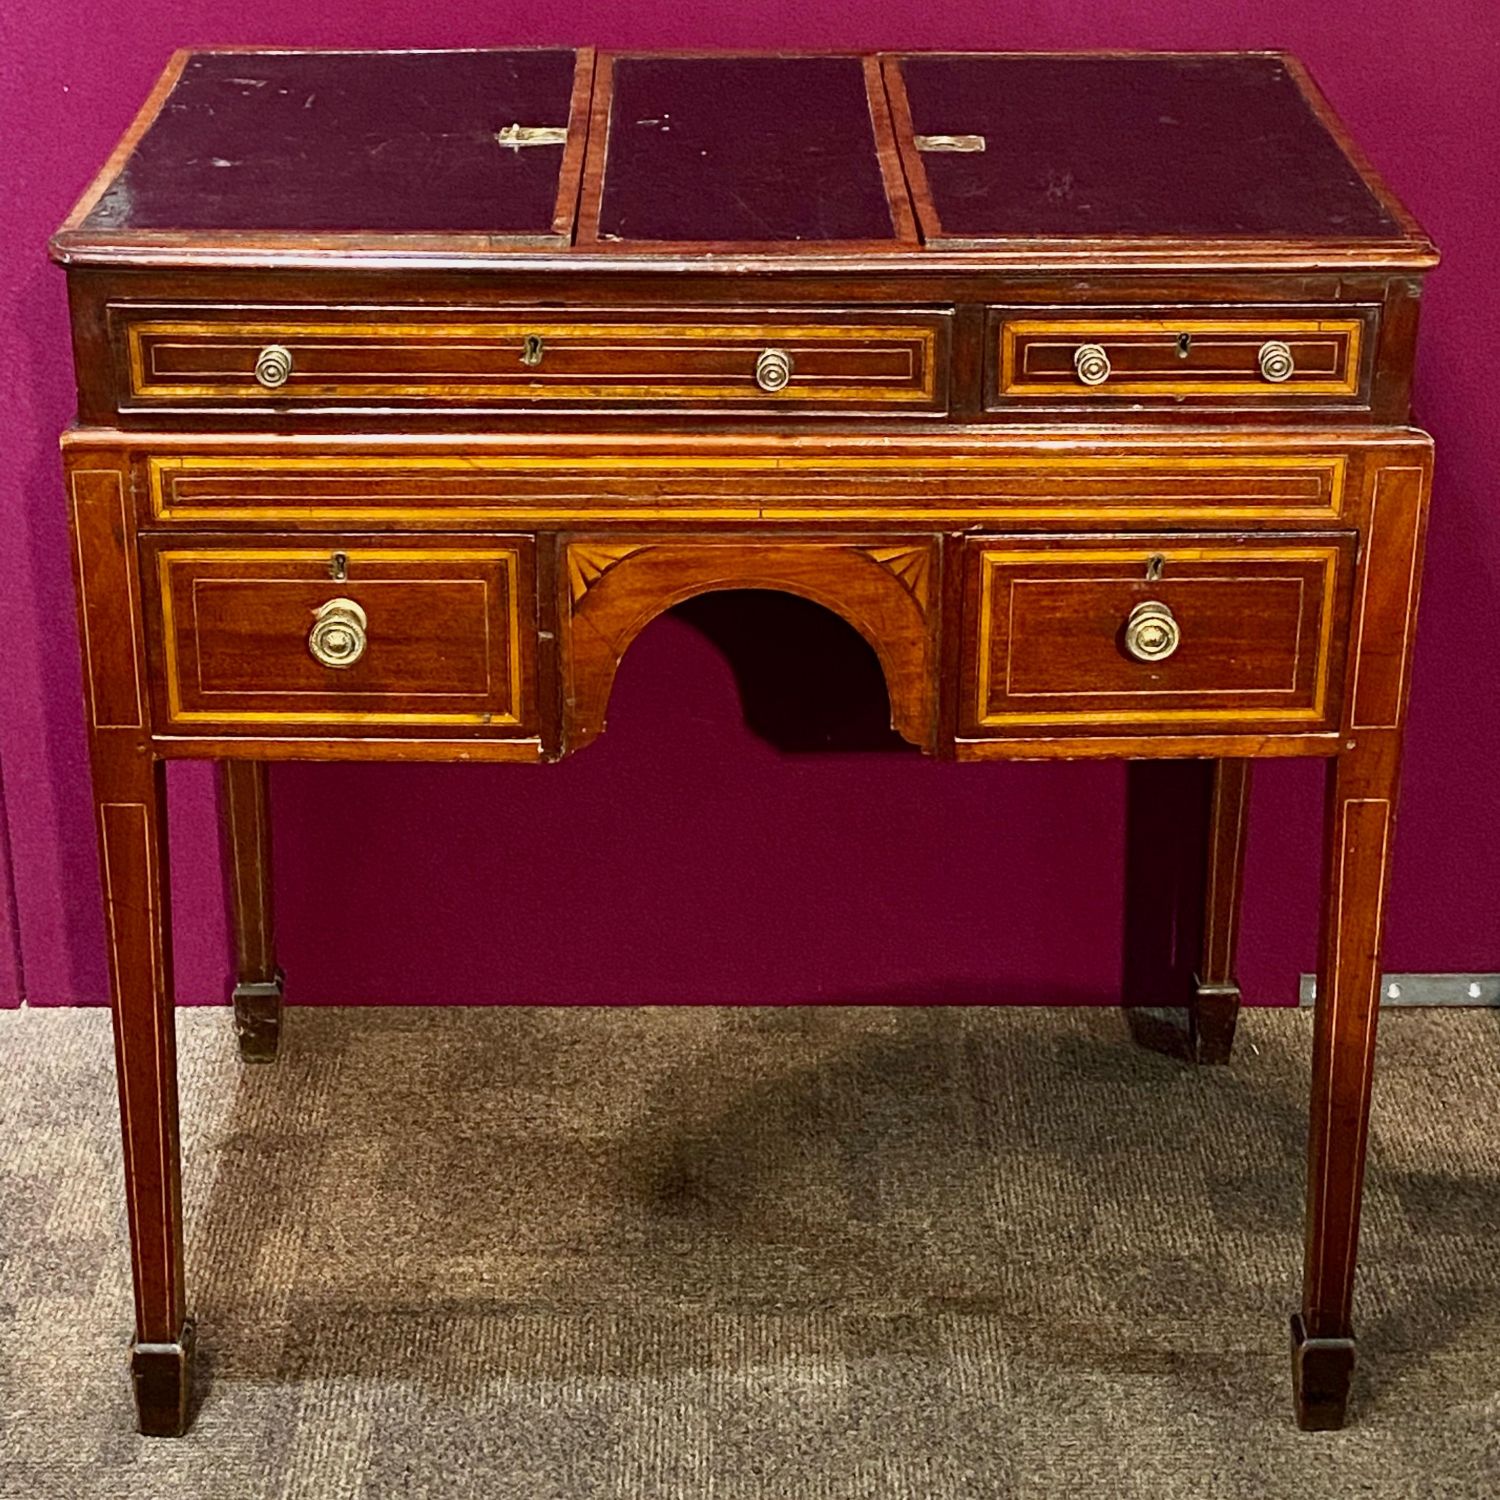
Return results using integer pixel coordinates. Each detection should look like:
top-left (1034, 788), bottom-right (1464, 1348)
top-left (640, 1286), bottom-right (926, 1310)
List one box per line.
top-left (1, 1003), bottom-right (1497, 1499)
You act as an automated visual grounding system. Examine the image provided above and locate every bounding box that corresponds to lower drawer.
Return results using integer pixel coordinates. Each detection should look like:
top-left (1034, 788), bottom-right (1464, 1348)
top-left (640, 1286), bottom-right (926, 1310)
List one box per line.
top-left (141, 537), bottom-right (536, 737)
top-left (961, 534), bottom-right (1356, 737)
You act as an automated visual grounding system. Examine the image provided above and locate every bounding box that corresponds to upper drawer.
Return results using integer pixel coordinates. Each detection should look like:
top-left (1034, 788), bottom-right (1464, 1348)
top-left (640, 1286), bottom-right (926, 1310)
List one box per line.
top-left (111, 305), bottom-right (952, 415)
top-left (988, 306), bottom-right (1375, 408)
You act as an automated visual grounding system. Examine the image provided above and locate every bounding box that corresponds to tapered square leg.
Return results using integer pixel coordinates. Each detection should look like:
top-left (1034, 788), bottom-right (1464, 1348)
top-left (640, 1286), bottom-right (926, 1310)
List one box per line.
top-left (1123, 759), bottom-right (1250, 1064)
top-left (220, 760), bottom-right (282, 1062)
top-left (96, 772), bottom-right (194, 1436)
top-left (1295, 735), bottom-right (1405, 1431)
top-left (70, 457), bottom-right (194, 1436)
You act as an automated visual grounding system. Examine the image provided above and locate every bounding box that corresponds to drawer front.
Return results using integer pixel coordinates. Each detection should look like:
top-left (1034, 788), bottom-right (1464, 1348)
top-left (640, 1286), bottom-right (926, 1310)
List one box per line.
top-left (990, 307), bottom-right (1372, 407)
top-left (114, 306), bottom-right (951, 414)
top-left (144, 540), bottom-right (535, 736)
top-left (142, 445), bottom-right (1349, 530)
top-left (962, 535), bottom-right (1355, 737)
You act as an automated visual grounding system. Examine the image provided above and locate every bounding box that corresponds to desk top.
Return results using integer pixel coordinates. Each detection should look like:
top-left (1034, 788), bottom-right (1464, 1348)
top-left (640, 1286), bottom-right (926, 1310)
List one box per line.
top-left (53, 48), bottom-right (1433, 271)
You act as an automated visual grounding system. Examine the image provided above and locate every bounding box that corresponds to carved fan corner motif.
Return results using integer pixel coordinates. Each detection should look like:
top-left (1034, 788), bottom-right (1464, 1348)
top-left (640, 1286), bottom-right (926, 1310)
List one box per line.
top-left (567, 543), bottom-right (646, 605)
top-left (864, 545), bottom-right (933, 613)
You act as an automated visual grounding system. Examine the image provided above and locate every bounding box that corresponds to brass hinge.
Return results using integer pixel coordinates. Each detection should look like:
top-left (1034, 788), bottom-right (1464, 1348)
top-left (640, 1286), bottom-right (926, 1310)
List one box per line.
top-left (913, 133), bottom-right (986, 153)
top-left (495, 124), bottom-right (568, 150)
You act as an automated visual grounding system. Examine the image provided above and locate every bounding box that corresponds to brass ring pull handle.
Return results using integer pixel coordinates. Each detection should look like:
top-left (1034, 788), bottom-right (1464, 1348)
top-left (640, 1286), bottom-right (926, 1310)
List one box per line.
top-left (1122, 600), bottom-right (1181, 663)
top-left (1258, 339), bottom-right (1296, 383)
top-left (308, 598), bottom-right (367, 669)
top-left (754, 348), bottom-right (794, 393)
top-left (254, 344), bottom-right (293, 389)
top-left (1073, 343), bottom-right (1112, 387)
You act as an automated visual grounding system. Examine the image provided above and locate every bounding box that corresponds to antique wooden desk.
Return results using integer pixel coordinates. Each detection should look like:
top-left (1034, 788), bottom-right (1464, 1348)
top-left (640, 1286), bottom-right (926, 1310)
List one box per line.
top-left (53, 48), bottom-right (1436, 1435)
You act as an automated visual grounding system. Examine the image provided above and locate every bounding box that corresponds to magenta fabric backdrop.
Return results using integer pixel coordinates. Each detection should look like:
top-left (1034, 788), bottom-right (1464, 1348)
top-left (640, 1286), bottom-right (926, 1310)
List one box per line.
top-left (0, 768), bottom-right (20, 1006)
top-left (1, 2), bottom-right (1496, 1010)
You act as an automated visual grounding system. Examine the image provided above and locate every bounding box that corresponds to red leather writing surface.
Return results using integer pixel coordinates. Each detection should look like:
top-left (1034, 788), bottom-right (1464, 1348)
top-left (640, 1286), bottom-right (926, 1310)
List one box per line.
top-left (895, 53), bottom-right (1399, 241)
top-left (81, 49), bottom-right (581, 236)
top-left (593, 55), bottom-right (898, 244)
top-left (76, 50), bottom-right (1405, 250)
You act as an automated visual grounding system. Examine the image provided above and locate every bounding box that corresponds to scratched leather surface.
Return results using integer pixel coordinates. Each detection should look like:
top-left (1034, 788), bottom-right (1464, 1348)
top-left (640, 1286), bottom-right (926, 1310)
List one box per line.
top-left (898, 54), bottom-right (1400, 240)
top-left (82, 48), bottom-right (580, 234)
top-left (595, 54), bottom-right (896, 243)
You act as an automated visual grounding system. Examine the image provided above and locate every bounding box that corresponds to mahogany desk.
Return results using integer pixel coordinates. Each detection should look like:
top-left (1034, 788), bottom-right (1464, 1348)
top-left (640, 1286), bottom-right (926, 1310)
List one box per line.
top-left (52, 48), bottom-right (1437, 1435)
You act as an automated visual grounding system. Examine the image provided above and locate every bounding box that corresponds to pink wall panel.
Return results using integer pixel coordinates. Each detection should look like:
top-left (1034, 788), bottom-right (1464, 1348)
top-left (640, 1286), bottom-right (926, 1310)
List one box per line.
top-left (0, 1), bottom-right (1495, 1008)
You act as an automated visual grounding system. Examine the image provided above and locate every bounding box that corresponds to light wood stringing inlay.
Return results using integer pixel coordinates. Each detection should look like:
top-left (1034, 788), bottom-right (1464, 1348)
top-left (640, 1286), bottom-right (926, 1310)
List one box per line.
top-left (125, 318), bottom-right (940, 405)
top-left (71, 467), bottom-right (145, 729)
top-left (156, 548), bottom-right (525, 727)
top-left (973, 544), bottom-right (1343, 727)
top-left (146, 451), bottom-right (1349, 526)
top-left (999, 317), bottom-right (1365, 398)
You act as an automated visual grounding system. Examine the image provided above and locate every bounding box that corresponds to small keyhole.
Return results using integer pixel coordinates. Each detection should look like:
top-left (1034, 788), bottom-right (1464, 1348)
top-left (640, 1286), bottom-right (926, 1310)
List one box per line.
top-left (329, 552), bottom-right (348, 582)
top-left (1146, 553), bottom-right (1166, 582)
top-left (1176, 332), bottom-right (1193, 359)
top-left (521, 334), bottom-right (545, 367)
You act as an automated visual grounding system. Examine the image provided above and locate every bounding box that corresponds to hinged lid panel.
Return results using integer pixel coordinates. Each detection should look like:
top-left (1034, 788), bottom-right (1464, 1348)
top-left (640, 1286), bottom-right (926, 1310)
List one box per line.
top-left (887, 53), bottom-right (1411, 248)
top-left (579, 53), bottom-right (916, 250)
top-left (66, 48), bottom-right (593, 246)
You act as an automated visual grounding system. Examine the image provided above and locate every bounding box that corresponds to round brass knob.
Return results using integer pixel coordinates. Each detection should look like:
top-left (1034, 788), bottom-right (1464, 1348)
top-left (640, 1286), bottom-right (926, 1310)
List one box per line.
top-left (308, 598), bottom-right (367, 669)
top-left (1073, 343), bottom-right (1112, 387)
top-left (1258, 340), bottom-right (1296, 383)
top-left (1123, 600), bottom-right (1180, 663)
top-left (754, 348), bottom-right (794, 393)
top-left (254, 344), bottom-right (293, 389)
